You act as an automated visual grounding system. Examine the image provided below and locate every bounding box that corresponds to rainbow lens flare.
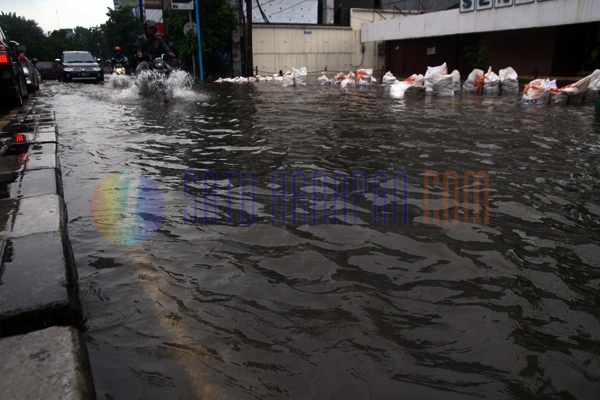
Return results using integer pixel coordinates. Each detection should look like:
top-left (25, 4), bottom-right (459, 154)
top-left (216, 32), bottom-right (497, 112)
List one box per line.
top-left (91, 171), bottom-right (163, 245)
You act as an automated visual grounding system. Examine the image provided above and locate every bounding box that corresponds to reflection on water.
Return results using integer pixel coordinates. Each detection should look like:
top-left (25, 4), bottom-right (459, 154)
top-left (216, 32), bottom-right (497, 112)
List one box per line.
top-left (44, 78), bottom-right (600, 399)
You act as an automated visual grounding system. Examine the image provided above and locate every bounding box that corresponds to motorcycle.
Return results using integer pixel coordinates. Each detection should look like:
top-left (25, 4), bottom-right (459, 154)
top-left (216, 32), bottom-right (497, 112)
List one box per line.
top-left (135, 53), bottom-right (173, 101)
top-left (111, 57), bottom-right (129, 75)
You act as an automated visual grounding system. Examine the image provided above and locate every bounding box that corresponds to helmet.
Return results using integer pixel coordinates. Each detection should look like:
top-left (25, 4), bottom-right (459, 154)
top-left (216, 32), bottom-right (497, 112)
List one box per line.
top-left (144, 20), bottom-right (157, 29)
top-left (114, 46), bottom-right (121, 52)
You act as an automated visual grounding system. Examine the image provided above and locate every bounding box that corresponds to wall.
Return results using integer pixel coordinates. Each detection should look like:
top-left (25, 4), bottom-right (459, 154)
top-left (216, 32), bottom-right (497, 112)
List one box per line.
top-left (361, 0), bottom-right (600, 42)
top-left (251, 9), bottom-right (402, 78)
top-left (385, 22), bottom-right (599, 79)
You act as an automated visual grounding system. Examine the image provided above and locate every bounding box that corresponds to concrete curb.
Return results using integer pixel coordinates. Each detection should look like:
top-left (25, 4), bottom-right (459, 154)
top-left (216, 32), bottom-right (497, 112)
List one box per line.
top-left (0, 99), bottom-right (95, 399)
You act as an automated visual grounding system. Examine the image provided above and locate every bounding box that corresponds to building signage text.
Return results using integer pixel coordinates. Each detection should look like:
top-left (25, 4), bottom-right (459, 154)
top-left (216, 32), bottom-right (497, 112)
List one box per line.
top-left (460, 0), bottom-right (552, 13)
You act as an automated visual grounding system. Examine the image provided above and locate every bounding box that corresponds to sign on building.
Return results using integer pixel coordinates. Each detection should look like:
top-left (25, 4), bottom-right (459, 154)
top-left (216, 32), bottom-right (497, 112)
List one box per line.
top-left (460, 0), bottom-right (548, 12)
top-left (172, 0), bottom-right (194, 10)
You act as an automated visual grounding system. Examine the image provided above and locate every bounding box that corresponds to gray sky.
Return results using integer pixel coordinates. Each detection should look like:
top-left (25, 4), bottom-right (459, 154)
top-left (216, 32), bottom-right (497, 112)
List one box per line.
top-left (0, 0), bottom-right (115, 33)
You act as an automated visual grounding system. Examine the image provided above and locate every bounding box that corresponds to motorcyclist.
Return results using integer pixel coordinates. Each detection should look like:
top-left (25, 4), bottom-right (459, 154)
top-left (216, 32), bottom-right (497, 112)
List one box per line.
top-left (135, 20), bottom-right (175, 73)
top-left (111, 46), bottom-right (129, 73)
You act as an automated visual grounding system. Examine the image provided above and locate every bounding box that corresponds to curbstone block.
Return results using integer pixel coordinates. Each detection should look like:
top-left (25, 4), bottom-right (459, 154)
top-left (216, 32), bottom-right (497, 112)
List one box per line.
top-left (0, 326), bottom-right (96, 400)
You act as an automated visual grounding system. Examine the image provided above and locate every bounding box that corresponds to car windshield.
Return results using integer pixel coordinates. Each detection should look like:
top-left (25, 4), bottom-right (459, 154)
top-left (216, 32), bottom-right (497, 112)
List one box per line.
top-left (63, 53), bottom-right (95, 63)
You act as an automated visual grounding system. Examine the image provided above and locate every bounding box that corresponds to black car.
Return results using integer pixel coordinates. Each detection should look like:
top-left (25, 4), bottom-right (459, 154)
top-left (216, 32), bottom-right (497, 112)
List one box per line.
top-left (19, 52), bottom-right (41, 92)
top-left (56, 51), bottom-right (104, 82)
top-left (0, 26), bottom-right (28, 107)
top-left (36, 61), bottom-right (58, 80)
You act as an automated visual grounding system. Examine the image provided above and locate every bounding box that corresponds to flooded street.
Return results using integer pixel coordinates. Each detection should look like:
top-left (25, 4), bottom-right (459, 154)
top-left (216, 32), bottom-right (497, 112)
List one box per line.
top-left (41, 75), bottom-right (600, 399)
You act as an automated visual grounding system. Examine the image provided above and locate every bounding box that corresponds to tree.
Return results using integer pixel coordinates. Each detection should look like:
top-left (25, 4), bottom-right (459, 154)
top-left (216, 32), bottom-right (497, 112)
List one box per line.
top-left (0, 12), bottom-right (46, 59)
top-left (164, 0), bottom-right (236, 77)
top-left (101, 5), bottom-right (140, 60)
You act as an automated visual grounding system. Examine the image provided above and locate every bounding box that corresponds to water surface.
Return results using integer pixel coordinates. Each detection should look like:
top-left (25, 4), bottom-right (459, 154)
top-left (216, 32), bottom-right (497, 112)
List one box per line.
top-left (41, 77), bottom-right (600, 399)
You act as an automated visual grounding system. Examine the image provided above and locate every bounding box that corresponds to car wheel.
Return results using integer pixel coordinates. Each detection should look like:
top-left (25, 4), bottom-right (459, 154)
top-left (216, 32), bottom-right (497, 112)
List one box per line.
top-left (97, 75), bottom-right (104, 82)
top-left (62, 74), bottom-right (71, 83)
top-left (6, 84), bottom-right (25, 108)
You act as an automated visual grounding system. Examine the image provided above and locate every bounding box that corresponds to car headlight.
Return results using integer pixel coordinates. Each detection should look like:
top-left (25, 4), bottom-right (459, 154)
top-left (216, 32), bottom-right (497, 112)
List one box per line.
top-left (92, 67), bottom-right (100, 71)
top-left (64, 67), bottom-right (75, 72)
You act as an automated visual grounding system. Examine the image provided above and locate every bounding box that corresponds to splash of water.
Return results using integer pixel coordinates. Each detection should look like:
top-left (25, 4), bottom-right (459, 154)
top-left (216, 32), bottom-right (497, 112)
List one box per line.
top-left (109, 69), bottom-right (198, 101)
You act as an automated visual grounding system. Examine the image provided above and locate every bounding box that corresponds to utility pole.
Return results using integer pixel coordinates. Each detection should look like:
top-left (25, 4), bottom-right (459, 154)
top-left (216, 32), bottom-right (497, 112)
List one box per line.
top-left (138, 0), bottom-right (144, 23)
top-left (193, 0), bottom-right (204, 82)
top-left (245, 0), bottom-right (253, 77)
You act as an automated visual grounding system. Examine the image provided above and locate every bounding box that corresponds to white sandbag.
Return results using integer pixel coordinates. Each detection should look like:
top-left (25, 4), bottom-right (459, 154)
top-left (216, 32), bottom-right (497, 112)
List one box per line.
top-left (316, 72), bottom-right (330, 85)
top-left (340, 71), bottom-right (356, 88)
top-left (499, 67), bottom-right (519, 95)
top-left (390, 80), bottom-right (412, 98)
top-left (428, 73), bottom-right (455, 96)
top-left (521, 78), bottom-right (556, 105)
top-left (463, 69), bottom-right (484, 94)
top-left (282, 71), bottom-right (294, 87)
top-left (549, 70), bottom-right (600, 104)
top-left (356, 69), bottom-right (373, 85)
top-left (483, 67), bottom-right (500, 95)
top-left (561, 69), bottom-right (600, 95)
top-left (382, 71), bottom-right (396, 85)
top-left (405, 74), bottom-right (424, 86)
top-left (425, 62), bottom-right (448, 77)
top-left (424, 63), bottom-right (448, 90)
top-left (293, 66), bottom-right (307, 86)
top-left (569, 71), bottom-right (600, 103)
top-left (333, 72), bottom-right (346, 85)
top-left (450, 69), bottom-right (461, 93)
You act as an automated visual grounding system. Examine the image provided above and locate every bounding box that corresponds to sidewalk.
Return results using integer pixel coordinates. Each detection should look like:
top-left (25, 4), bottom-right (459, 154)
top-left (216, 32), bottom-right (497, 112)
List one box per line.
top-left (0, 99), bottom-right (95, 399)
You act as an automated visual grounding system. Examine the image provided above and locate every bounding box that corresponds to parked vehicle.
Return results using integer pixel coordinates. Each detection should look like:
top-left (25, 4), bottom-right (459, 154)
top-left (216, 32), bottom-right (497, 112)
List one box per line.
top-left (36, 61), bottom-right (58, 80)
top-left (19, 52), bottom-right (41, 92)
top-left (56, 51), bottom-right (104, 82)
top-left (0, 25), bottom-right (28, 107)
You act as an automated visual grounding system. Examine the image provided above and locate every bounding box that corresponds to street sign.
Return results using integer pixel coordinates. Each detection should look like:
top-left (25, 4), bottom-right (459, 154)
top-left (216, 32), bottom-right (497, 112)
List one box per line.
top-left (183, 22), bottom-right (197, 35)
top-left (172, 0), bottom-right (194, 10)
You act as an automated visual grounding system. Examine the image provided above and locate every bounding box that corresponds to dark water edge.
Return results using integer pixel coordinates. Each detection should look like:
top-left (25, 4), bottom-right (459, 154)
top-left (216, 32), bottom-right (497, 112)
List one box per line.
top-left (42, 78), bottom-right (600, 399)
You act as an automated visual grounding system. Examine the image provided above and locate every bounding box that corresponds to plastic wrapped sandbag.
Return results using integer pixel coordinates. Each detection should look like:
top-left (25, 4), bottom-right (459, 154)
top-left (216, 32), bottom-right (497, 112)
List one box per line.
top-left (405, 74), bottom-right (424, 86)
top-left (557, 69), bottom-right (600, 103)
top-left (356, 69), bottom-right (373, 85)
top-left (482, 67), bottom-right (500, 95)
top-left (549, 87), bottom-right (569, 104)
top-left (282, 71), bottom-right (294, 87)
top-left (569, 70), bottom-right (600, 103)
top-left (499, 67), bottom-right (519, 95)
top-left (293, 66), bottom-right (307, 86)
top-left (333, 72), bottom-right (346, 85)
top-left (463, 69), bottom-right (484, 94)
top-left (340, 71), bottom-right (356, 88)
top-left (429, 73), bottom-right (455, 96)
top-left (382, 71), bottom-right (396, 85)
top-left (521, 78), bottom-right (556, 105)
top-left (390, 80), bottom-right (412, 98)
top-left (316, 72), bottom-right (330, 85)
top-left (424, 63), bottom-right (447, 91)
top-left (426, 62), bottom-right (448, 77)
top-left (451, 70), bottom-right (461, 93)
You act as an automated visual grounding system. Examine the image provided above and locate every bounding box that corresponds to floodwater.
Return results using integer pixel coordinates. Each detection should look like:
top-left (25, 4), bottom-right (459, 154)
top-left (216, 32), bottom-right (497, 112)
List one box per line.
top-left (40, 74), bottom-right (600, 399)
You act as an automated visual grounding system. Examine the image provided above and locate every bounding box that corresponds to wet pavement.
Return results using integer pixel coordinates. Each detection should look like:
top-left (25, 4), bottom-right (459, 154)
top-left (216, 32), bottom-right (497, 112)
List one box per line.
top-left (0, 98), bottom-right (94, 398)
top-left (3, 76), bottom-right (600, 399)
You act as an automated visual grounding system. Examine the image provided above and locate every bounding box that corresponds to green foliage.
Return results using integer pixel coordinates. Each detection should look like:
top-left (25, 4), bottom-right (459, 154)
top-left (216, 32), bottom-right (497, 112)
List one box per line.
top-left (465, 45), bottom-right (489, 70)
top-left (100, 5), bottom-right (141, 59)
top-left (0, 12), bottom-right (46, 59)
top-left (165, 0), bottom-right (236, 77)
top-left (1, 2), bottom-right (238, 76)
top-left (200, 0), bottom-right (237, 77)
